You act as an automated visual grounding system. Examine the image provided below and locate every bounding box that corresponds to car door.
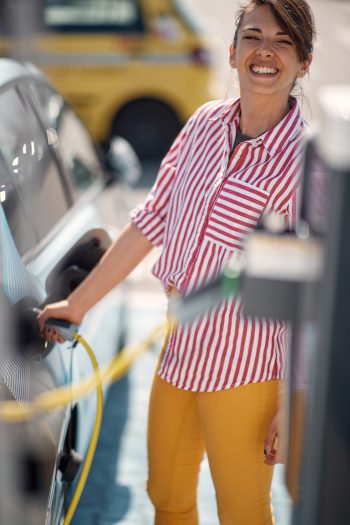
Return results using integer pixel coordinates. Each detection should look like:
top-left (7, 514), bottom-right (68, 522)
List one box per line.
top-left (0, 77), bottom-right (76, 523)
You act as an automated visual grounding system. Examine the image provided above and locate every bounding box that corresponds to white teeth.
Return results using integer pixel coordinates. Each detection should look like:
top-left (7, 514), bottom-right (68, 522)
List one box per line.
top-left (252, 66), bottom-right (277, 74)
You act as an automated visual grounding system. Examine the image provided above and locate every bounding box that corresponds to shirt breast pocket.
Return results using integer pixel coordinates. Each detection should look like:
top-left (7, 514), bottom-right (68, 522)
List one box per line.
top-left (204, 179), bottom-right (270, 252)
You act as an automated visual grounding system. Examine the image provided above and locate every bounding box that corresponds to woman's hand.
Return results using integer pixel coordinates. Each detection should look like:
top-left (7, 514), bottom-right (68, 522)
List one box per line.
top-left (264, 408), bottom-right (285, 466)
top-left (36, 300), bottom-right (85, 343)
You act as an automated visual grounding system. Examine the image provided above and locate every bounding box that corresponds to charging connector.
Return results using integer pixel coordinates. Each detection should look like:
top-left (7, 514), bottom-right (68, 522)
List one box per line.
top-left (45, 318), bottom-right (79, 342)
top-left (29, 307), bottom-right (79, 342)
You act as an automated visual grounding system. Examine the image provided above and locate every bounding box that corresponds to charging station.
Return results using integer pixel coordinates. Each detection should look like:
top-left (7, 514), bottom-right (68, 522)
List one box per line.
top-left (242, 84), bottom-right (350, 525)
top-left (289, 85), bottom-right (350, 525)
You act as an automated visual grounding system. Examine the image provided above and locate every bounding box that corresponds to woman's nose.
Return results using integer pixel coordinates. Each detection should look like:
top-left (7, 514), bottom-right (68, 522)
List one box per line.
top-left (257, 39), bottom-right (275, 57)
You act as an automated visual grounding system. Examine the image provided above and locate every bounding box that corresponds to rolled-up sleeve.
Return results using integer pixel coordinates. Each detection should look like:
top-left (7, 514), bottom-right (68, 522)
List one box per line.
top-left (130, 116), bottom-right (192, 246)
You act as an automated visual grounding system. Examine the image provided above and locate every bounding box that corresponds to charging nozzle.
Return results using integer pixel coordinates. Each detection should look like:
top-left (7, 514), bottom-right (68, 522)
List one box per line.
top-left (169, 262), bottom-right (241, 324)
top-left (45, 318), bottom-right (79, 342)
top-left (31, 307), bottom-right (79, 342)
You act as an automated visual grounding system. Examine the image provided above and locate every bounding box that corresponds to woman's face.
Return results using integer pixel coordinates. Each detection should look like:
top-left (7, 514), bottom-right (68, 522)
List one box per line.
top-left (230, 5), bottom-right (312, 100)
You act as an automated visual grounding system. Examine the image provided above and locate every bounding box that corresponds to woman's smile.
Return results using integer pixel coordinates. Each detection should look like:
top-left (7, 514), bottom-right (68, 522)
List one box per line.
top-left (249, 63), bottom-right (279, 76)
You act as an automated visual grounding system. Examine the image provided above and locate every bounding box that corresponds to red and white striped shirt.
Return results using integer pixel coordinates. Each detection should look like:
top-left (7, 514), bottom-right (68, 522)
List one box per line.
top-left (131, 97), bottom-right (306, 392)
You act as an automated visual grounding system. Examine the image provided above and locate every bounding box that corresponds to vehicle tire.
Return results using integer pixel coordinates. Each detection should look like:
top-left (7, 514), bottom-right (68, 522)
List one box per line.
top-left (112, 99), bottom-right (182, 160)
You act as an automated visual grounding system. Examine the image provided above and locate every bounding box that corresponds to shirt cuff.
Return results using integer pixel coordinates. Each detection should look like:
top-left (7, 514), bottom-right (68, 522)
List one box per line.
top-left (130, 206), bottom-right (165, 247)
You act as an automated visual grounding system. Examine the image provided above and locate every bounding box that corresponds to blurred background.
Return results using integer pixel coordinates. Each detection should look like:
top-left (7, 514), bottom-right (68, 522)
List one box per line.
top-left (3, 0), bottom-right (349, 165)
top-left (0, 1), bottom-right (349, 524)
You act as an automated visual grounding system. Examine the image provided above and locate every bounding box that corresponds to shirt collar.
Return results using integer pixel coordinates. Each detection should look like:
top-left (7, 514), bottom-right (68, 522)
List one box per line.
top-left (261, 97), bottom-right (304, 155)
top-left (209, 97), bottom-right (304, 155)
top-left (208, 98), bottom-right (240, 127)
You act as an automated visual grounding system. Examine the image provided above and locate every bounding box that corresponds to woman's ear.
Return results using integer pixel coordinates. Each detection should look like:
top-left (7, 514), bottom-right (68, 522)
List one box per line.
top-left (296, 53), bottom-right (312, 78)
top-left (229, 43), bottom-right (237, 69)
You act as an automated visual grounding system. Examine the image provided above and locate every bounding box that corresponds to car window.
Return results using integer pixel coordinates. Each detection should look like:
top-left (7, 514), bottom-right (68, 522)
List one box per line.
top-left (43, 0), bottom-right (144, 33)
top-left (0, 155), bottom-right (36, 255)
top-left (0, 86), bottom-right (69, 247)
top-left (28, 82), bottom-right (103, 198)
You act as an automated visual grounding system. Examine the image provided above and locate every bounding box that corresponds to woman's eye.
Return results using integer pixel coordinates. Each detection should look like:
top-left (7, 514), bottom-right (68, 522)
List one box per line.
top-left (278, 40), bottom-right (293, 45)
top-left (243, 36), bottom-right (259, 40)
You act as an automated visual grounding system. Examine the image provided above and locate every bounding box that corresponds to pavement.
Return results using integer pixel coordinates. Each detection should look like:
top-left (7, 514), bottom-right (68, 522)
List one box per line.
top-left (70, 243), bottom-right (293, 525)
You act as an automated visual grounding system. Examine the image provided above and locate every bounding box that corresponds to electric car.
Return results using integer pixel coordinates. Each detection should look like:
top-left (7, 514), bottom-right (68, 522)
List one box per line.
top-left (0, 0), bottom-right (220, 160)
top-left (0, 58), bottom-right (140, 525)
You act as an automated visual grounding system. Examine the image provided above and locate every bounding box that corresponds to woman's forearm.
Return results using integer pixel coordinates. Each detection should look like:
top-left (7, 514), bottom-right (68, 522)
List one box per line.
top-left (68, 221), bottom-right (153, 314)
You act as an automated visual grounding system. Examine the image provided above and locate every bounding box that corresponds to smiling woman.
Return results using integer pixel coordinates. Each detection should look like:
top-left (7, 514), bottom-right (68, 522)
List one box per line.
top-left (37, 1), bottom-right (317, 524)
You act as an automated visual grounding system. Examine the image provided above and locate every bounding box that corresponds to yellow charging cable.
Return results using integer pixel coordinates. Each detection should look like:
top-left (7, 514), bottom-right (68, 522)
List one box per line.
top-left (0, 321), bottom-right (168, 525)
top-left (0, 321), bottom-right (167, 422)
top-left (63, 334), bottom-right (103, 525)
top-left (63, 323), bottom-right (167, 525)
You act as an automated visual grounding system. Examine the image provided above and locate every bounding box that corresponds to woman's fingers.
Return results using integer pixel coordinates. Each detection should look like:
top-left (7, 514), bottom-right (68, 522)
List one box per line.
top-left (37, 305), bottom-right (59, 333)
top-left (264, 417), bottom-right (278, 452)
top-left (36, 301), bottom-right (70, 342)
top-left (43, 325), bottom-right (64, 343)
top-left (264, 441), bottom-right (279, 466)
top-left (36, 310), bottom-right (48, 334)
top-left (264, 446), bottom-right (282, 466)
top-left (264, 409), bottom-right (285, 466)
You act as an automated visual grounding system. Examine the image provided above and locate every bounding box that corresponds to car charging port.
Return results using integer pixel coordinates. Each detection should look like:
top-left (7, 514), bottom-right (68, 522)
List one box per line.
top-left (13, 302), bottom-right (54, 361)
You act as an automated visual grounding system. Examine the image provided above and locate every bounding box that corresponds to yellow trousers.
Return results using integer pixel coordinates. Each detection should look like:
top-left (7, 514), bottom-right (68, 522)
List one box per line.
top-left (147, 373), bottom-right (282, 525)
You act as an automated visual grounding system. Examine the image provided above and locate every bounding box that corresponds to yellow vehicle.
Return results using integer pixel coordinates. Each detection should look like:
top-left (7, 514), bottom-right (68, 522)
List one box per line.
top-left (1, 0), bottom-right (219, 160)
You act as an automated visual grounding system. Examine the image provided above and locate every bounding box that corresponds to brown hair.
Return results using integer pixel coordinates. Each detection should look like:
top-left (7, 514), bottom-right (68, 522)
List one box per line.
top-left (233, 0), bottom-right (316, 62)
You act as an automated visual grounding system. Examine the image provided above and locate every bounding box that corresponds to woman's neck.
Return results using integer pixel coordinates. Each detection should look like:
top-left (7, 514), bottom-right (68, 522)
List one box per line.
top-left (238, 92), bottom-right (291, 138)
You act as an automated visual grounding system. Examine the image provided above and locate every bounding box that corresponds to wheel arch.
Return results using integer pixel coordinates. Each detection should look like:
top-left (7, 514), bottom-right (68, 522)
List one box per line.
top-left (110, 95), bottom-right (184, 132)
top-left (109, 96), bottom-right (183, 159)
